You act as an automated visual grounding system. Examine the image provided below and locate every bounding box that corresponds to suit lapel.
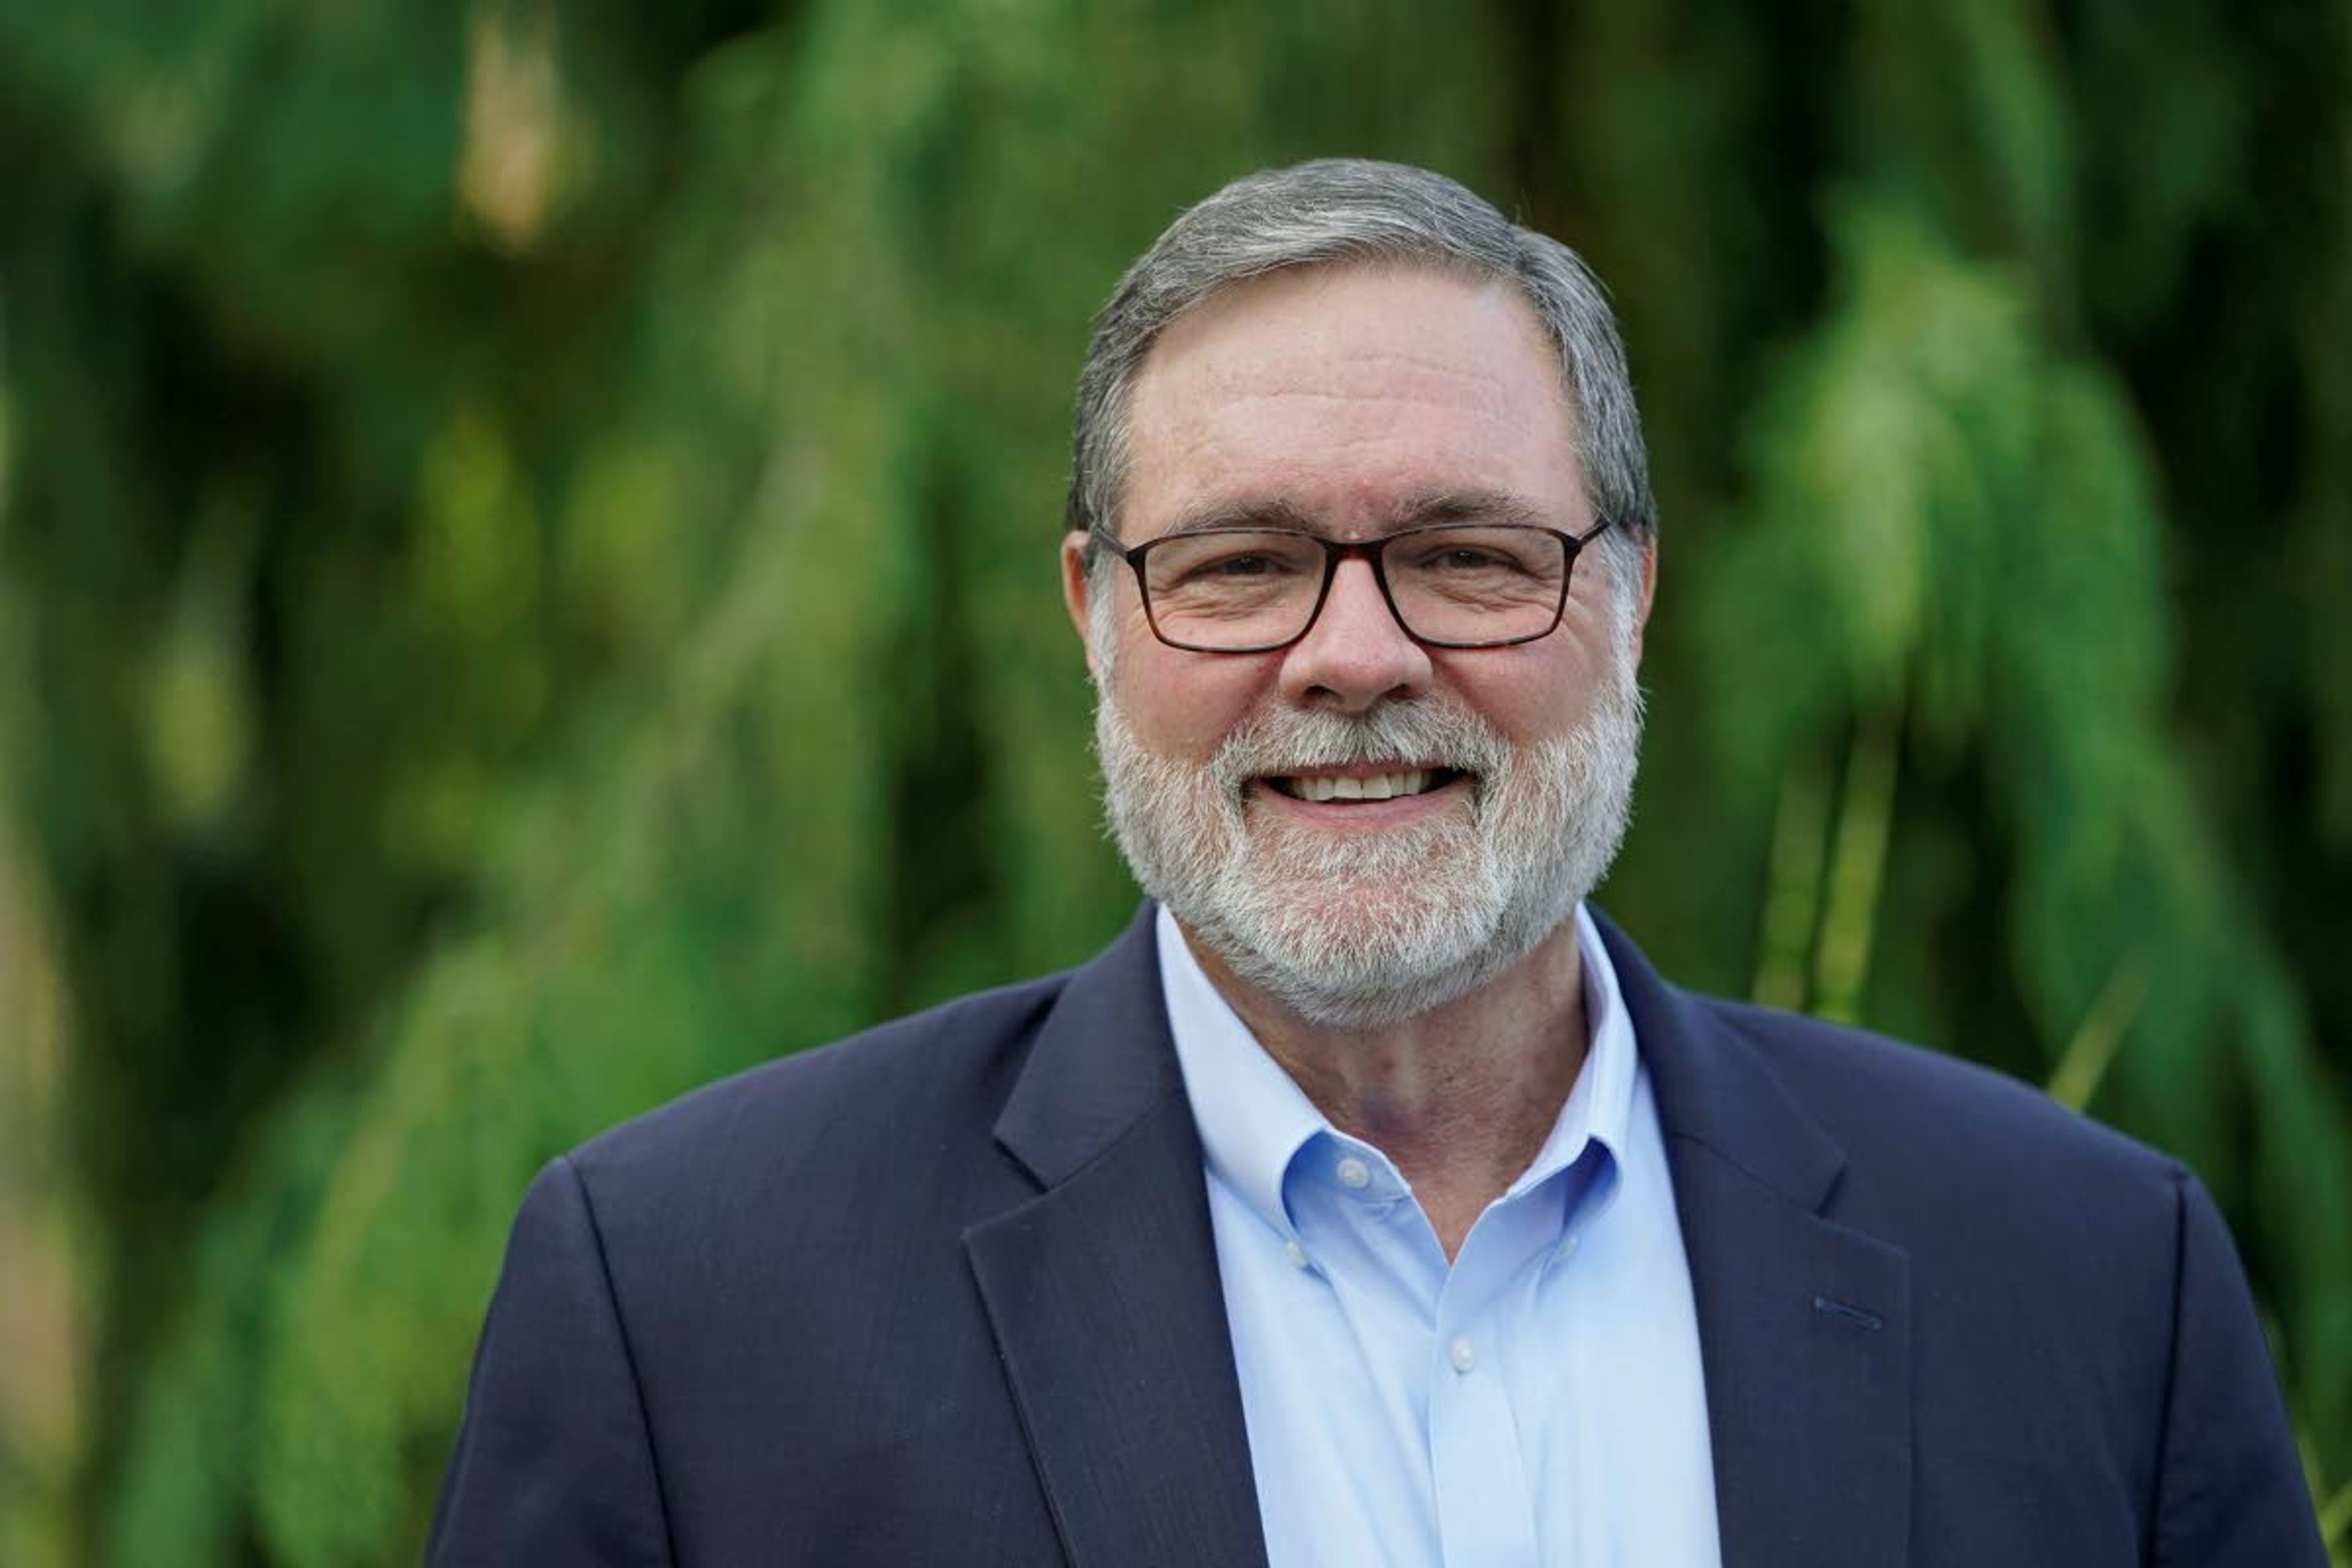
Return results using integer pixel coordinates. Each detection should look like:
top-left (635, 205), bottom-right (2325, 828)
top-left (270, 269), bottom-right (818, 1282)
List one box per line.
top-left (965, 911), bottom-right (1268, 1568)
top-left (1600, 918), bottom-right (1914, 1568)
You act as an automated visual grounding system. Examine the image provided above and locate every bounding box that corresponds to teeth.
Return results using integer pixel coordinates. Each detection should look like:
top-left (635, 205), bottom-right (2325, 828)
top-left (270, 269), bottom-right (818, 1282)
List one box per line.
top-left (1287, 770), bottom-right (1432, 803)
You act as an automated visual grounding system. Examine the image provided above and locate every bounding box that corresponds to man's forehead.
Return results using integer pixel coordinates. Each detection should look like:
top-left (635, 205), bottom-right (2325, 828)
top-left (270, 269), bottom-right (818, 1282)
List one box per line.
top-left (1118, 262), bottom-right (1581, 535)
top-left (1137, 260), bottom-right (1546, 385)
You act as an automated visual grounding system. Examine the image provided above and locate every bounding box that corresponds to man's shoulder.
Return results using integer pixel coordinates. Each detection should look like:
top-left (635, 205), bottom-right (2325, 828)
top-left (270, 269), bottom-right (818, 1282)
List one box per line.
top-left (565, 968), bottom-right (1075, 1200)
top-left (1681, 989), bottom-right (2188, 1220)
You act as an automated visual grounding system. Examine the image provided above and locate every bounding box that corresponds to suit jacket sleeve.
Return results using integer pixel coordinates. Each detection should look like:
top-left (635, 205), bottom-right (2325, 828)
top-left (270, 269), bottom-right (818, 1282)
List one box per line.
top-left (2153, 1170), bottom-right (2327, 1567)
top-left (428, 1156), bottom-right (676, 1567)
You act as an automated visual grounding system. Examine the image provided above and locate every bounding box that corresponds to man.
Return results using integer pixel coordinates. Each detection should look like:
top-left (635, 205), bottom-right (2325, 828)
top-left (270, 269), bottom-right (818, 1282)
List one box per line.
top-left (431, 160), bottom-right (2323, 1566)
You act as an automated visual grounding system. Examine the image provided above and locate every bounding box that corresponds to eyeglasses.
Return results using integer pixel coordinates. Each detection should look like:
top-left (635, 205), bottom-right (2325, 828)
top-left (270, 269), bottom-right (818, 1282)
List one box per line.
top-left (1090, 516), bottom-right (1618, 654)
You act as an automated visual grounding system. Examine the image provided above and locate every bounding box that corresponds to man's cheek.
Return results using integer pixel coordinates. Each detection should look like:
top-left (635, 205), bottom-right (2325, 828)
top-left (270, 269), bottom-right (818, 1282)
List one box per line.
top-left (1152, 696), bottom-right (1263, 764)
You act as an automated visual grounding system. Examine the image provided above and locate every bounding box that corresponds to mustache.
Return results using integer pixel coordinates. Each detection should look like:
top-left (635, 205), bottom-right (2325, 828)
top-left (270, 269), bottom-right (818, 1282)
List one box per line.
top-left (1207, 699), bottom-right (1515, 793)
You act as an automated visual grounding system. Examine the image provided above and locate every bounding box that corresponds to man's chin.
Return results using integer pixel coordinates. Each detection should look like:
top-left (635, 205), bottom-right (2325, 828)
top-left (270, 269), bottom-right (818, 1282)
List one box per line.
top-left (1172, 848), bottom-right (1590, 1025)
top-left (1207, 870), bottom-right (1490, 972)
top-left (1240, 809), bottom-right (1471, 880)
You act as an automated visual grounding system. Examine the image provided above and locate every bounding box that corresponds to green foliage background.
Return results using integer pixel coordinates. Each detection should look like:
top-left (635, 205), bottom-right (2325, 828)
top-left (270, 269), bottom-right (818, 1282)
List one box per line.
top-left (2, 1), bottom-right (2349, 1561)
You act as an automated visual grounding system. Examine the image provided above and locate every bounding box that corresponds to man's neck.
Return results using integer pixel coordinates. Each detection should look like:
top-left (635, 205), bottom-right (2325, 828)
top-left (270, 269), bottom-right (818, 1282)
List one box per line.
top-left (1180, 918), bottom-right (1591, 1261)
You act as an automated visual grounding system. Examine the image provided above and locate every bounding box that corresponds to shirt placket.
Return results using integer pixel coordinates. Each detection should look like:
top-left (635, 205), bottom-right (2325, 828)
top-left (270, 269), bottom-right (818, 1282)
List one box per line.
top-left (1427, 1197), bottom-right (1547, 1567)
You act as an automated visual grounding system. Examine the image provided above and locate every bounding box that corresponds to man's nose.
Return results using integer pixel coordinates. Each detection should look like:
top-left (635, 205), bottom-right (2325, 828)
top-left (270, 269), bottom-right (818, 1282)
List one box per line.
top-left (1277, 559), bottom-right (1433, 713)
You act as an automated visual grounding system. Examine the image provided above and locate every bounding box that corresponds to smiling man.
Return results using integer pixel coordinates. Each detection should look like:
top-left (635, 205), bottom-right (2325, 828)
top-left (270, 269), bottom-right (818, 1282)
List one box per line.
top-left (431, 161), bottom-right (2323, 1567)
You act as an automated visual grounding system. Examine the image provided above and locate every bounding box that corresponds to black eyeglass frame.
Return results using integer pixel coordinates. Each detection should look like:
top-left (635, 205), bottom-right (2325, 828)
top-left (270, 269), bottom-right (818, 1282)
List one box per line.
top-left (1088, 514), bottom-right (1621, 654)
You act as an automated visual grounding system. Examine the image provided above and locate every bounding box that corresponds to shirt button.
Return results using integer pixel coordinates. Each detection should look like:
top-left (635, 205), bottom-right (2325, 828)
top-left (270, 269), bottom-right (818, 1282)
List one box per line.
top-left (1335, 1156), bottom-right (1371, 1189)
top-left (1284, 1239), bottom-right (1311, 1270)
top-left (1449, 1337), bottom-right (1476, 1374)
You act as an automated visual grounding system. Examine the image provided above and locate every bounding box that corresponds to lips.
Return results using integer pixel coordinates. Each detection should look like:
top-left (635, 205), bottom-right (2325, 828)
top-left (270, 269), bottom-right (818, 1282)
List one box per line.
top-left (1264, 767), bottom-right (1467, 802)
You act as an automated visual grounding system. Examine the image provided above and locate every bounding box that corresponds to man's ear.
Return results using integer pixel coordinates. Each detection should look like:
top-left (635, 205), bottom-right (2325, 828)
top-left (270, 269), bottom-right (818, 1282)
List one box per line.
top-left (1061, 531), bottom-right (1101, 681)
top-left (1627, 533), bottom-right (1659, 666)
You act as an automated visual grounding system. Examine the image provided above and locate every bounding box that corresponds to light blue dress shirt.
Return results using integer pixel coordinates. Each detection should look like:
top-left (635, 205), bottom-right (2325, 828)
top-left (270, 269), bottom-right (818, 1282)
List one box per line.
top-left (1158, 904), bottom-right (1722, 1567)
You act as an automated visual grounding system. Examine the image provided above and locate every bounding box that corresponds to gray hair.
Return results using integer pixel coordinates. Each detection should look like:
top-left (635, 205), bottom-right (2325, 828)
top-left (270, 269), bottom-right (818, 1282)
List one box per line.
top-left (1067, 159), bottom-right (1656, 595)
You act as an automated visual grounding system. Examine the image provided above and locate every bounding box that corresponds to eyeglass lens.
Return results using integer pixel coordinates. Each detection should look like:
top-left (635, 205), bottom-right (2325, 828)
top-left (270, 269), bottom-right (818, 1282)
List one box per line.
top-left (1141, 525), bottom-right (1569, 650)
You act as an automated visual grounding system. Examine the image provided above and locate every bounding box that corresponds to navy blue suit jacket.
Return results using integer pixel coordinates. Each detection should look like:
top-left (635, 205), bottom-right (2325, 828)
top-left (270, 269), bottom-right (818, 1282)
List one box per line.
top-left (430, 908), bottom-right (2323, 1565)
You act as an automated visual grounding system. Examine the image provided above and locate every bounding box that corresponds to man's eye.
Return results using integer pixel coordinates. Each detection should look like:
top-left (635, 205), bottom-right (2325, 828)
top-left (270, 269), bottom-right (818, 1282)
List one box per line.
top-left (1151, 535), bottom-right (1318, 594)
top-left (1177, 550), bottom-right (1305, 583)
top-left (1415, 545), bottom-right (1539, 577)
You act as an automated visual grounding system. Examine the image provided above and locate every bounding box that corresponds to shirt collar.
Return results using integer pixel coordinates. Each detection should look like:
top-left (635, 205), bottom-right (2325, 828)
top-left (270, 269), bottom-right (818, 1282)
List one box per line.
top-left (1158, 903), bottom-right (1640, 1241)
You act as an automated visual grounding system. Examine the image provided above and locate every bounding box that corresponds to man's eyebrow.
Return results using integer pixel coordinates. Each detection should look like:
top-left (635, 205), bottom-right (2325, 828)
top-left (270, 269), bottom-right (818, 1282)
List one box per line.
top-left (1387, 489), bottom-right (1554, 529)
top-left (1160, 497), bottom-right (1322, 536)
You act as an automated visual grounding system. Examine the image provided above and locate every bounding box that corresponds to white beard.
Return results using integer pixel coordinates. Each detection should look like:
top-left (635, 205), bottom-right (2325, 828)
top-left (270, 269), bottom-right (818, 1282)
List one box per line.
top-left (1093, 622), bottom-right (1645, 1027)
